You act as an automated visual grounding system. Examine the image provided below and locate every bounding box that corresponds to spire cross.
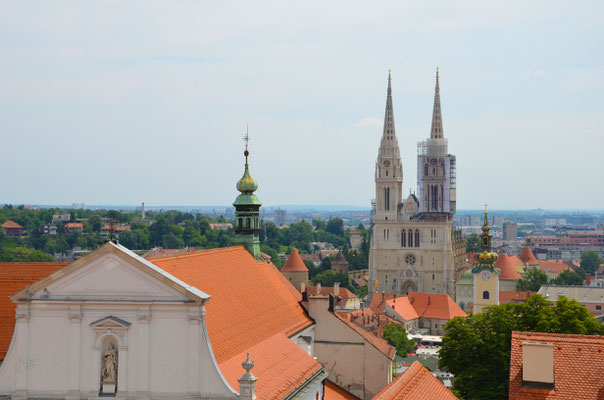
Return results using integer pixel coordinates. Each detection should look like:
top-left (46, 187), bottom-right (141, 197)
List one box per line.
top-left (484, 203), bottom-right (488, 212)
top-left (243, 126), bottom-right (250, 164)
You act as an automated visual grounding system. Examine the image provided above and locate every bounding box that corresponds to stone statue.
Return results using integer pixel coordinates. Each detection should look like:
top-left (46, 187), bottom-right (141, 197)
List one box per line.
top-left (101, 343), bottom-right (117, 382)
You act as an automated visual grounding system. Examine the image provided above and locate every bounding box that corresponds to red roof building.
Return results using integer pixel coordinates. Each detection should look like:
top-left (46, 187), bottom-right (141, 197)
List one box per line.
top-left (499, 291), bottom-right (535, 304)
top-left (509, 331), bottom-right (604, 399)
top-left (64, 222), bottom-right (84, 234)
top-left (494, 254), bottom-right (523, 281)
top-left (520, 246), bottom-right (538, 264)
top-left (304, 284), bottom-right (360, 310)
top-left (281, 249), bottom-right (309, 291)
top-left (372, 361), bottom-right (457, 400)
top-left (1, 221), bottom-right (23, 237)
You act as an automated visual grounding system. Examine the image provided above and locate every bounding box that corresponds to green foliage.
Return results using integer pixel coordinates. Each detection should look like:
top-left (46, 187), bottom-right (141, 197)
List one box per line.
top-left (465, 233), bottom-right (480, 252)
top-left (516, 266), bottom-right (548, 292)
top-left (0, 247), bottom-right (54, 262)
top-left (439, 295), bottom-right (604, 400)
top-left (382, 323), bottom-right (415, 358)
top-left (580, 250), bottom-right (603, 275)
top-left (325, 218), bottom-right (344, 236)
top-left (550, 268), bottom-right (584, 286)
top-left (355, 285), bottom-right (368, 300)
top-left (311, 270), bottom-right (351, 289)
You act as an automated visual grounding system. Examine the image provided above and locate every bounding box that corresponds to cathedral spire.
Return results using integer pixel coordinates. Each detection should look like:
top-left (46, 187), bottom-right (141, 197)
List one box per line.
top-left (430, 67), bottom-right (444, 139)
top-left (382, 69), bottom-right (396, 141)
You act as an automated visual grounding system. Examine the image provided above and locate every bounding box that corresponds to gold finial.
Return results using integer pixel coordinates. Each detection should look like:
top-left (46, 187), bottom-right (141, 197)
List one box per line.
top-left (242, 126), bottom-right (250, 164)
top-left (436, 66), bottom-right (439, 74)
top-left (484, 203), bottom-right (488, 214)
top-left (388, 68), bottom-right (391, 76)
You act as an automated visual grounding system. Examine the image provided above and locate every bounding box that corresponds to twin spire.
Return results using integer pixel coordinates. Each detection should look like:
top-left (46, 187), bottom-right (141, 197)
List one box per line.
top-left (430, 67), bottom-right (444, 139)
top-left (382, 69), bottom-right (396, 142)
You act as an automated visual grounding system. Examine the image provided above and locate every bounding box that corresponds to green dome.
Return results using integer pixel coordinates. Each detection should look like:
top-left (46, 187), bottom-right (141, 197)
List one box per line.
top-left (236, 164), bottom-right (258, 193)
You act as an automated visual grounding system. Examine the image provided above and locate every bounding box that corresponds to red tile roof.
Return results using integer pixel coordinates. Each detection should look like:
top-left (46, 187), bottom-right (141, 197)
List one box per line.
top-left (324, 380), bottom-right (361, 400)
top-left (334, 312), bottom-right (396, 359)
top-left (0, 262), bottom-right (67, 359)
top-left (300, 253), bottom-right (321, 264)
top-left (305, 286), bottom-right (357, 306)
top-left (1, 221), bottom-right (22, 229)
top-left (407, 292), bottom-right (467, 320)
top-left (509, 331), bottom-right (604, 399)
top-left (144, 247), bottom-right (202, 259)
top-left (64, 222), bottom-right (83, 228)
top-left (495, 255), bottom-right (523, 280)
top-left (100, 225), bottom-right (131, 231)
top-left (372, 361), bottom-right (457, 400)
top-left (536, 261), bottom-right (570, 275)
top-left (386, 297), bottom-right (419, 321)
top-left (499, 291), bottom-right (535, 304)
top-left (151, 246), bottom-right (320, 398)
top-left (369, 293), bottom-right (397, 315)
top-left (520, 247), bottom-right (538, 264)
top-left (281, 249), bottom-right (309, 272)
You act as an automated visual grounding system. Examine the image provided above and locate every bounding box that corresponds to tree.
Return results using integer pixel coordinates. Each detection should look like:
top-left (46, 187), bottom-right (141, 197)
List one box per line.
top-left (162, 233), bottom-right (184, 249)
top-left (465, 233), bottom-right (480, 252)
top-left (580, 250), bottom-right (603, 275)
top-left (382, 323), bottom-right (415, 357)
top-left (516, 266), bottom-right (548, 292)
top-left (439, 295), bottom-right (604, 400)
top-left (325, 218), bottom-right (344, 236)
top-left (550, 269), bottom-right (583, 286)
top-left (0, 247), bottom-right (54, 262)
top-left (89, 214), bottom-right (102, 231)
top-left (118, 231), bottom-right (138, 249)
top-left (355, 285), bottom-right (368, 300)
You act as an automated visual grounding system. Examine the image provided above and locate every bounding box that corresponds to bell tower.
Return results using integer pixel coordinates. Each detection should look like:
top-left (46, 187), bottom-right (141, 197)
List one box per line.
top-left (375, 70), bottom-right (403, 222)
top-left (233, 132), bottom-right (262, 260)
top-left (472, 206), bottom-right (500, 313)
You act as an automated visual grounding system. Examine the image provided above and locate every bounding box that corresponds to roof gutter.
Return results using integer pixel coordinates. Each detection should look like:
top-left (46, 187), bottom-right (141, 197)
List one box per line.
top-left (283, 367), bottom-right (329, 400)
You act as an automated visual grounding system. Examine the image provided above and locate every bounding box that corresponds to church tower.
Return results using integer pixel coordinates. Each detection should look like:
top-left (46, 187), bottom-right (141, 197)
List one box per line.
top-left (233, 143), bottom-right (262, 260)
top-left (417, 68), bottom-right (456, 214)
top-left (375, 70), bottom-right (403, 222)
top-left (472, 207), bottom-right (500, 313)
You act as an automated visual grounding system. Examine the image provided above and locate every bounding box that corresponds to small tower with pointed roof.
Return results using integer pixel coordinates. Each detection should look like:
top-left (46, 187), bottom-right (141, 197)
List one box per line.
top-left (233, 139), bottom-right (262, 261)
top-left (331, 250), bottom-right (349, 275)
top-left (281, 249), bottom-right (309, 290)
top-left (472, 206), bottom-right (500, 314)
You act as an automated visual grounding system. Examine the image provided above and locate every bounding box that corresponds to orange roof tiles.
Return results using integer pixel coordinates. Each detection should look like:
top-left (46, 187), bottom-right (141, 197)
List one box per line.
top-left (64, 222), bottom-right (83, 228)
top-left (386, 297), bottom-right (419, 321)
top-left (1, 221), bottom-right (22, 229)
top-left (499, 291), bottom-right (535, 304)
top-left (520, 247), bottom-right (538, 264)
top-left (407, 292), bottom-right (466, 320)
top-left (324, 380), bottom-right (361, 400)
top-left (509, 331), bottom-right (604, 399)
top-left (495, 255), bottom-right (523, 280)
top-left (369, 293), bottom-right (397, 315)
top-left (100, 225), bottom-right (131, 231)
top-left (334, 313), bottom-right (396, 359)
top-left (536, 260), bottom-right (570, 275)
top-left (305, 286), bottom-right (357, 306)
top-left (0, 262), bottom-right (67, 359)
top-left (281, 249), bottom-right (309, 272)
top-left (372, 361), bottom-right (457, 400)
top-left (150, 246), bottom-right (320, 397)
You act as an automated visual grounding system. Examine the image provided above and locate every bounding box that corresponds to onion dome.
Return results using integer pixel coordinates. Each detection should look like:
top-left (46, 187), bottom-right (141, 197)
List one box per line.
top-left (474, 207), bottom-right (499, 271)
top-left (236, 150), bottom-right (258, 193)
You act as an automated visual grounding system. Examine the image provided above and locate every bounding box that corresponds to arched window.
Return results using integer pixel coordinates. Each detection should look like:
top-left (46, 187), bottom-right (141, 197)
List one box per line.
top-left (384, 188), bottom-right (390, 211)
top-left (238, 218), bottom-right (243, 228)
top-left (424, 164), bottom-right (428, 176)
top-left (401, 229), bottom-right (406, 247)
top-left (246, 218), bottom-right (251, 229)
top-left (483, 291), bottom-right (490, 300)
top-left (408, 230), bottom-right (413, 247)
top-left (415, 229), bottom-right (420, 247)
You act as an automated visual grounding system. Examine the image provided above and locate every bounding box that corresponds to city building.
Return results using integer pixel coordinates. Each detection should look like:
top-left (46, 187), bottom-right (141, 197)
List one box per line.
top-left (526, 229), bottom-right (604, 259)
top-left (64, 222), bottom-right (84, 235)
top-left (1, 221), bottom-right (23, 237)
top-left (274, 209), bottom-right (288, 226)
top-left (349, 231), bottom-right (363, 250)
top-left (331, 250), bottom-right (350, 275)
top-left (502, 222), bottom-right (518, 241)
top-left (369, 70), bottom-right (465, 300)
top-left (40, 224), bottom-right (58, 235)
top-left (472, 209), bottom-right (501, 314)
top-left (304, 284), bottom-right (360, 311)
top-left (509, 331), bottom-right (604, 399)
top-left (52, 213), bottom-right (70, 223)
top-left (280, 248), bottom-right (309, 290)
top-left (372, 361), bottom-right (458, 400)
top-left (99, 225), bottom-right (131, 239)
top-left (537, 285), bottom-right (604, 316)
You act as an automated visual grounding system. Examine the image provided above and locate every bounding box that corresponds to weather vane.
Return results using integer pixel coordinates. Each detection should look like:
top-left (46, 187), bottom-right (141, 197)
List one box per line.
top-left (484, 203), bottom-right (488, 212)
top-left (243, 125), bottom-right (250, 152)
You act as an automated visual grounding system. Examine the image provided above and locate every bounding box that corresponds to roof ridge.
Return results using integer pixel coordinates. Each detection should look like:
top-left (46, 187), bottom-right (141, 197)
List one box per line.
top-left (512, 331), bottom-right (604, 340)
top-left (147, 245), bottom-right (247, 260)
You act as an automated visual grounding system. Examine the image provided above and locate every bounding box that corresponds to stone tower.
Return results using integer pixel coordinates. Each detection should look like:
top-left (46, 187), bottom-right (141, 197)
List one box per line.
top-left (233, 146), bottom-right (262, 260)
top-left (281, 249), bottom-right (309, 290)
top-left (374, 70), bottom-right (403, 223)
top-left (417, 68), bottom-right (456, 214)
top-left (472, 207), bottom-right (500, 314)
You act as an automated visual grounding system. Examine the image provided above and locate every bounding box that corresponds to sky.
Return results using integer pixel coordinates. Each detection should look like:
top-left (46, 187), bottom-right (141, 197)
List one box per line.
top-left (1, 1), bottom-right (603, 209)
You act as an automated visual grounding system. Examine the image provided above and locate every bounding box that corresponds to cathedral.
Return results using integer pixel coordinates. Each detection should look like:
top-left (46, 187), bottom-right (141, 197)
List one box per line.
top-left (368, 70), bottom-right (466, 300)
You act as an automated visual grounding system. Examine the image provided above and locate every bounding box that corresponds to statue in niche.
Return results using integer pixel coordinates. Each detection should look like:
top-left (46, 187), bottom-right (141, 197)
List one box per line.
top-left (102, 343), bottom-right (117, 382)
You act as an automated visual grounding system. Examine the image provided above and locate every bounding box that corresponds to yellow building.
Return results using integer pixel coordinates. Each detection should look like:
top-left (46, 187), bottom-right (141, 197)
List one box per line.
top-left (473, 208), bottom-right (501, 314)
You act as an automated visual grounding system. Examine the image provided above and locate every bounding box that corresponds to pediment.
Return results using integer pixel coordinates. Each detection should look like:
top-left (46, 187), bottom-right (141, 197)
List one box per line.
top-left (13, 242), bottom-right (208, 303)
top-left (90, 316), bottom-right (131, 329)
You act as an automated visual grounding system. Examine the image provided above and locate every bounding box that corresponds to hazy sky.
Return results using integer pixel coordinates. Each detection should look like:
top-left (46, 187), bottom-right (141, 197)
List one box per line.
top-left (1, 1), bottom-right (603, 209)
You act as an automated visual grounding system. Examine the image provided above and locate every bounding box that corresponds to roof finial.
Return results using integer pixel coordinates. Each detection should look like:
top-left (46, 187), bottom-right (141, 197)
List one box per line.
top-left (243, 126), bottom-right (250, 165)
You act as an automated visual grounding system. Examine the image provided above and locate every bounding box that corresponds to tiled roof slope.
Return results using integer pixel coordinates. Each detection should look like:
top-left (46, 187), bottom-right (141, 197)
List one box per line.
top-left (494, 255), bottom-right (523, 280)
top-left (499, 291), bottom-right (534, 304)
top-left (372, 361), bottom-right (457, 400)
top-left (0, 262), bottom-right (67, 359)
top-left (520, 247), bottom-right (538, 264)
top-left (407, 292), bottom-right (466, 320)
top-left (281, 249), bottom-right (309, 272)
top-left (151, 246), bottom-right (320, 397)
top-left (334, 312), bottom-right (396, 359)
top-left (324, 380), bottom-right (361, 400)
top-left (537, 260), bottom-right (569, 275)
top-left (509, 331), bottom-right (604, 400)
top-left (1, 221), bottom-right (22, 229)
top-left (305, 286), bottom-right (357, 306)
top-left (369, 293), bottom-right (397, 315)
top-left (386, 297), bottom-right (419, 321)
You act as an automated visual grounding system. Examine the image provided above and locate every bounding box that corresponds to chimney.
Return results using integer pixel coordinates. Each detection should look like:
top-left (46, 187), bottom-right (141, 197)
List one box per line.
top-left (334, 282), bottom-right (340, 296)
top-left (586, 274), bottom-right (592, 286)
top-left (522, 342), bottom-right (554, 387)
top-left (316, 282), bottom-right (321, 295)
top-left (428, 296), bottom-right (431, 305)
top-left (300, 281), bottom-right (306, 293)
top-left (238, 353), bottom-right (258, 400)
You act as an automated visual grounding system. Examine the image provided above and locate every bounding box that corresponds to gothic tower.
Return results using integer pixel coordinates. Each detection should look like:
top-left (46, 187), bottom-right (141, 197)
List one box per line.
top-left (375, 70), bottom-right (403, 222)
top-left (417, 68), bottom-right (456, 214)
top-left (472, 207), bottom-right (500, 313)
top-left (233, 146), bottom-right (262, 260)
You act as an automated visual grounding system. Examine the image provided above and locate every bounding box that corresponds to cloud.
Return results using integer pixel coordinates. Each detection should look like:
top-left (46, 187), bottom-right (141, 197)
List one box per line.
top-left (354, 117), bottom-right (382, 127)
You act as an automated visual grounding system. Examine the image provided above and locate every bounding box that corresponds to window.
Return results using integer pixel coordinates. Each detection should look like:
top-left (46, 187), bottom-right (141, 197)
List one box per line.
top-left (386, 170), bottom-right (388, 176)
top-left (401, 229), bottom-right (406, 247)
top-left (483, 291), bottom-right (490, 300)
top-left (597, 305), bottom-right (602, 311)
top-left (408, 230), bottom-right (413, 247)
top-left (415, 229), bottom-right (420, 247)
top-left (384, 188), bottom-right (390, 211)
top-left (424, 164), bottom-right (428, 176)
top-left (246, 218), bottom-right (251, 229)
